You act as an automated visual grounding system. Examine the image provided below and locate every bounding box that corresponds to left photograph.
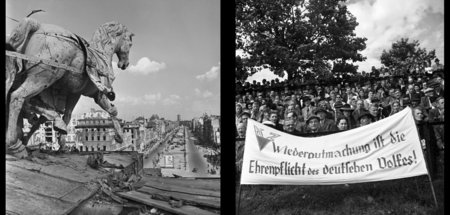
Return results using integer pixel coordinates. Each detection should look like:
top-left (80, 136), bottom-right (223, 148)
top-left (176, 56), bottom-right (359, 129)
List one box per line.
top-left (6, 0), bottom-right (220, 214)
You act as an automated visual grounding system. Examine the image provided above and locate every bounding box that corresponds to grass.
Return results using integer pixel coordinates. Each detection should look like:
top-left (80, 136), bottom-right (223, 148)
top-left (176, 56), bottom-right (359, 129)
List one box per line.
top-left (236, 176), bottom-right (444, 215)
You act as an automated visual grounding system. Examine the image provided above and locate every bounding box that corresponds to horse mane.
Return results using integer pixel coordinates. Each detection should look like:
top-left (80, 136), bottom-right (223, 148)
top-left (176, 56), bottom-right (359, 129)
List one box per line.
top-left (90, 21), bottom-right (128, 50)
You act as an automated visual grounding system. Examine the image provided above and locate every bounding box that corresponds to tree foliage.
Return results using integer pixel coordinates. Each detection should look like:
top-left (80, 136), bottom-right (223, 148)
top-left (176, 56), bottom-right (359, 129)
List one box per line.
top-left (236, 0), bottom-right (367, 81)
top-left (380, 38), bottom-right (436, 75)
top-left (149, 114), bottom-right (160, 120)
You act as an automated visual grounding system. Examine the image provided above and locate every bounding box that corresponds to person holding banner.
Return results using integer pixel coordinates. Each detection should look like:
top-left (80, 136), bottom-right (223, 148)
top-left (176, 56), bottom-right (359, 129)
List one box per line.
top-left (413, 107), bottom-right (439, 180)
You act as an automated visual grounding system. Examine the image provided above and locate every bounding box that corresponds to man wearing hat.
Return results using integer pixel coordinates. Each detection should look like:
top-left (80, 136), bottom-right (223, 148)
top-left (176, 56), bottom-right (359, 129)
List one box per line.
top-left (352, 99), bottom-right (368, 123)
top-left (304, 115), bottom-right (321, 133)
top-left (421, 87), bottom-right (436, 111)
top-left (314, 108), bottom-right (337, 132)
top-left (340, 104), bottom-right (357, 129)
top-left (410, 93), bottom-right (422, 108)
top-left (301, 96), bottom-right (315, 122)
top-left (358, 112), bottom-right (374, 127)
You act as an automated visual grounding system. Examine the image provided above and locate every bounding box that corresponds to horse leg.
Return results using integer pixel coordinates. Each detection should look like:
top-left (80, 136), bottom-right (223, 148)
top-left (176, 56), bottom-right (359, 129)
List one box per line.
top-left (22, 114), bottom-right (47, 146)
top-left (6, 67), bottom-right (64, 158)
top-left (57, 94), bottom-right (81, 151)
top-left (94, 92), bottom-right (124, 143)
top-left (24, 99), bottom-right (67, 133)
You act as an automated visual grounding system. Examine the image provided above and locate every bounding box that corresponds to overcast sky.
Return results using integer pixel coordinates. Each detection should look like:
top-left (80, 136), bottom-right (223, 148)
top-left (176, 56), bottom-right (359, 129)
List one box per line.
top-left (247, 0), bottom-right (444, 82)
top-left (6, 0), bottom-right (220, 121)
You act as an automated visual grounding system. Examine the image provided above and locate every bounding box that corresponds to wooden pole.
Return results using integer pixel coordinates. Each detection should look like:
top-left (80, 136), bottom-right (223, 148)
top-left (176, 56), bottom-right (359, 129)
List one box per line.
top-left (426, 173), bottom-right (438, 207)
top-left (236, 184), bottom-right (243, 215)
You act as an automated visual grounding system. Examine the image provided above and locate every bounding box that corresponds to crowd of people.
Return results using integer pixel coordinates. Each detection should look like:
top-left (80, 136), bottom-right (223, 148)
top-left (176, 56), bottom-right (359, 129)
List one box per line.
top-left (235, 69), bottom-right (444, 179)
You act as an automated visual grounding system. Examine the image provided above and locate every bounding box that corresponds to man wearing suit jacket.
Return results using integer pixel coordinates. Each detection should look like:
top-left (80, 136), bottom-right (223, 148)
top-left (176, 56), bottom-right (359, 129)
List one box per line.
top-left (301, 96), bottom-right (315, 122)
top-left (420, 88), bottom-right (436, 112)
top-left (428, 97), bottom-right (444, 176)
top-left (352, 99), bottom-right (368, 125)
top-left (428, 97), bottom-right (444, 122)
top-left (315, 108), bottom-right (337, 132)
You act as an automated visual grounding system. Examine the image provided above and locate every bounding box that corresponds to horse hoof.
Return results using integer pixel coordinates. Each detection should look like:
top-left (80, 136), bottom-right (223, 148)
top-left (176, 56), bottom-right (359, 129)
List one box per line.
top-left (9, 147), bottom-right (29, 159)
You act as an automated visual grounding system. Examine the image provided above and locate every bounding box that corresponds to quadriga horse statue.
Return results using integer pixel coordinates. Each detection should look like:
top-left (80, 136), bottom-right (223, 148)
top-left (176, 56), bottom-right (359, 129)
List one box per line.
top-left (6, 18), bottom-right (134, 158)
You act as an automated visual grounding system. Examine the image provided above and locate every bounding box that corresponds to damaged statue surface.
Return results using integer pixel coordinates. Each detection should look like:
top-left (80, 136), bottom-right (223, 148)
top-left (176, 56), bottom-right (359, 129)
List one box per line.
top-left (5, 18), bottom-right (134, 158)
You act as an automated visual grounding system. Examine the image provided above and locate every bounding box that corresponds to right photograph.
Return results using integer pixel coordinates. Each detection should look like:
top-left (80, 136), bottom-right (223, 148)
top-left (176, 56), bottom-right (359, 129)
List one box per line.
top-left (235, 0), bottom-right (444, 214)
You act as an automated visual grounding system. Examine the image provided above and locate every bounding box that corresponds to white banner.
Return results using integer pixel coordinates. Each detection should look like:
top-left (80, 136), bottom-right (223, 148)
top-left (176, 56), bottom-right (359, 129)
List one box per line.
top-left (241, 107), bottom-right (428, 185)
top-left (164, 155), bottom-right (174, 168)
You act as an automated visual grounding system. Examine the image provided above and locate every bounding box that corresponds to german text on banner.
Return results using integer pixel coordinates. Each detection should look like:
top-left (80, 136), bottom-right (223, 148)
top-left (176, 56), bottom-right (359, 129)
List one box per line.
top-left (240, 107), bottom-right (428, 185)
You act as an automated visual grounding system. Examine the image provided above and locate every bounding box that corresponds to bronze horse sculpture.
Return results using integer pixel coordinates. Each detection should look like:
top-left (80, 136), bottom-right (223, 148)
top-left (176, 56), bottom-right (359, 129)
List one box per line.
top-left (6, 18), bottom-right (134, 158)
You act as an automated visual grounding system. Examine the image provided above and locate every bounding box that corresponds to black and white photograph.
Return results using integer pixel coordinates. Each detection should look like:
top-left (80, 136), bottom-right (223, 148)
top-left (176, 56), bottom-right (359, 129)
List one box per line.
top-left (6, 0), bottom-right (220, 214)
top-left (4, 0), bottom-right (446, 214)
top-left (235, 0), bottom-right (444, 214)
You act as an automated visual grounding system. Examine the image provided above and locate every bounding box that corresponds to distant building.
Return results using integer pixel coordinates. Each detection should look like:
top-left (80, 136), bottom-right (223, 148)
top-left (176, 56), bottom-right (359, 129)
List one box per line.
top-left (75, 109), bottom-right (122, 151)
top-left (192, 113), bottom-right (220, 146)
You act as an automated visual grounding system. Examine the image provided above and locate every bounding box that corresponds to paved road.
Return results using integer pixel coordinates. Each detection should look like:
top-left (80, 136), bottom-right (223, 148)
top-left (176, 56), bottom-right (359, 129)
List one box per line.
top-left (185, 128), bottom-right (208, 174)
top-left (143, 129), bottom-right (178, 168)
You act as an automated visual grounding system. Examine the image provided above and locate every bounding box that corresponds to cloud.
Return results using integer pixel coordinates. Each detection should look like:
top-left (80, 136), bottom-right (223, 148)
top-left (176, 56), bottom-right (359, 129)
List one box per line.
top-left (191, 99), bottom-right (220, 116)
top-left (162, 94), bottom-right (181, 106)
top-left (116, 93), bottom-right (162, 105)
top-left (194, 88), bottom-right (213, 98)
top-left (125, 57), bottom-right (166, 75)
top-left (115, 93), bottom-right (181, 106)
top-left (346, 0), bottom-right (444, 72)
top-left (196, 64), bottom-right (220, 81)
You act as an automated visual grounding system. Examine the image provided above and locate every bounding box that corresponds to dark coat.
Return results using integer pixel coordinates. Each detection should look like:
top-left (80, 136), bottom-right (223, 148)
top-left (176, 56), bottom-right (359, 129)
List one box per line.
top-left (416, 121), bottom-right (439, 179)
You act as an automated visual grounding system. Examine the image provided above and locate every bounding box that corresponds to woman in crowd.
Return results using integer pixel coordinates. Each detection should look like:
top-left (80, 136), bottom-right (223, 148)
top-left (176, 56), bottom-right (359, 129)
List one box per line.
top-left (389, 101), bottom-right (402, 116)
top-left (336, 117), bottom-right (349, 131)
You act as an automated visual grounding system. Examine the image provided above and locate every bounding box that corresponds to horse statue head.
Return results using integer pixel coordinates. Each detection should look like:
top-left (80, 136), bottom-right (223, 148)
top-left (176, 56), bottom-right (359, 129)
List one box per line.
top-left (91, 21), bottom-right (134, 70)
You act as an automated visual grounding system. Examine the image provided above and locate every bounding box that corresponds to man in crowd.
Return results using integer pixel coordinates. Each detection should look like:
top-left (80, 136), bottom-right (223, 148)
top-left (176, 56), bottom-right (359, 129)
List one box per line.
top-left (315, 108), bottom-right (337, 132)
top-left (239, 112), bottom-right (250, 128)
top-left (236, 103), bottom-right (243, 128)
top-left (304, 115), bottom-right (321, 133)
top-left (421, 88), bottom-right (436, 112)
top-left (413, 107), bottom-right (439, 180)
top-left (267, 110), bottom-right (284, 131)
top-left (352, 99), bottom-right (367, 125)
top-left (236, 123), bottom-right (246, 139)
top-left (428, 97), bottom-right (444, 122)
top-left (285, 111), bottom-right (304, 132)
top-left (250, 101), bottom-right (262, 122)
top-left (358, 112), bottom-right (374, 127)
top-left (284, 119), bottom-right (302, 135)
top-left (301, 96), bottom-right (315, 122)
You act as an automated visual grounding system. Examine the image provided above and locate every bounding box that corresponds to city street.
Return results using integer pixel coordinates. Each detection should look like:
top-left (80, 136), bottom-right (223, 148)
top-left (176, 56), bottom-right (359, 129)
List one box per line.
top-left (143, 126), bottom-right (219, 177)
top-left (185, 128), bottom-right (209, 174)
